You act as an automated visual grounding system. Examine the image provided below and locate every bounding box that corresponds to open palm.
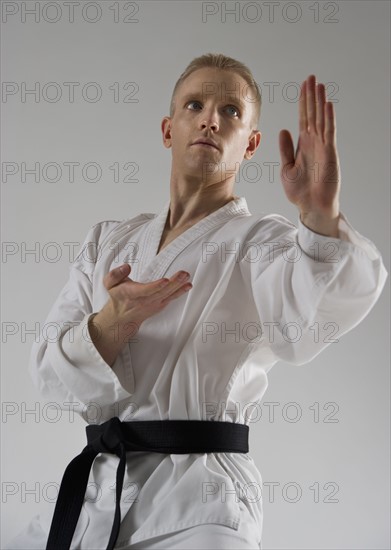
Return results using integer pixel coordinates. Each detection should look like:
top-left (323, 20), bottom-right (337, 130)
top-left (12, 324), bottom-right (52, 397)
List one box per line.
top-left (279, 75), bottom-right (341, 236)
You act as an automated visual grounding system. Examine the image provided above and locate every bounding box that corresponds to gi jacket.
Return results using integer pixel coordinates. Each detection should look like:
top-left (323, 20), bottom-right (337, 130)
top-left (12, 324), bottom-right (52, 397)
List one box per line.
top-left (27, 196), bottom-right (387, 548)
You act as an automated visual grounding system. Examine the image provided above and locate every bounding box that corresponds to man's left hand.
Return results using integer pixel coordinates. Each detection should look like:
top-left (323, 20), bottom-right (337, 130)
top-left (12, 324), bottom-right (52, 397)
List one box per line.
top-left (279, 74), bottom-right (341, 237)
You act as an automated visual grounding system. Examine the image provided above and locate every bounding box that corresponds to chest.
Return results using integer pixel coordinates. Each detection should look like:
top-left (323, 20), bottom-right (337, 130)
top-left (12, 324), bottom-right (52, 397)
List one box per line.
top-left (157, 226), bottom-right (192, 254)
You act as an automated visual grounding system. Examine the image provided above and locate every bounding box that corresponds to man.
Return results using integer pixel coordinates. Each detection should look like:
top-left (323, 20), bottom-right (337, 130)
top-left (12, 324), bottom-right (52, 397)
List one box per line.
top-left (6, 53), bottom-right (387, 549)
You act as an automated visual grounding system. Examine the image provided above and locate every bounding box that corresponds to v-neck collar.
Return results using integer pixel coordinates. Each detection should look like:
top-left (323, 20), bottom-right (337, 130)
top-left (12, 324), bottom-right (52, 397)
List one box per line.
top-left (135, 196), bottom-right (251, 281)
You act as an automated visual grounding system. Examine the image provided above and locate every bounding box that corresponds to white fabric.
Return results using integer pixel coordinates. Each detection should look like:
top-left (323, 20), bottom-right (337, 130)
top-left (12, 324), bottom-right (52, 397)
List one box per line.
top-left (5, 196), bottom-right (387, 549)
top-left (122, 499), bottom-right (262, 549)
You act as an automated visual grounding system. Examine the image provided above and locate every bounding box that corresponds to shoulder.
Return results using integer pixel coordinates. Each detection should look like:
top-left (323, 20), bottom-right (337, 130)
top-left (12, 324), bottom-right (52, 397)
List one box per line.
top-left (232, 211), bottom-right (297, 243)
top-left (91, 212), bottom-right (156, 239)
top-left (73, 212), bottom-right (156, 269)
top-left (90, 212), bottom-right (156, 242)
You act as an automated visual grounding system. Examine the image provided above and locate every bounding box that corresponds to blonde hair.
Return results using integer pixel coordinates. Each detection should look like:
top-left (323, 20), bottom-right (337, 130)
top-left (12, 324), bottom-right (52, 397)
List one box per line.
top-left (169, 53), bottom-right (261, 130)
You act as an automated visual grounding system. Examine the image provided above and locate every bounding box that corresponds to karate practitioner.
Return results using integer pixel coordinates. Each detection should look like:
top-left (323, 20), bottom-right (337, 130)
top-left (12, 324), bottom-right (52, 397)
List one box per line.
top-left (6, 53), bottom-right (388, 550)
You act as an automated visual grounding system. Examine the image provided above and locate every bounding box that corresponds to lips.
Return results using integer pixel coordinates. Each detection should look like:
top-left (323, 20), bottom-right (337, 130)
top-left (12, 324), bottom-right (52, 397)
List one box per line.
top-left (192, 139), bottom-right (220, 150)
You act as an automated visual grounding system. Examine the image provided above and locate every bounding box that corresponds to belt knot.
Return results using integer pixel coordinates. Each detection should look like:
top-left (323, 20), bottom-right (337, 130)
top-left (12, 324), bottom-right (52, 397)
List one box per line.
top-left (90, 417), bottom-right (124, 455)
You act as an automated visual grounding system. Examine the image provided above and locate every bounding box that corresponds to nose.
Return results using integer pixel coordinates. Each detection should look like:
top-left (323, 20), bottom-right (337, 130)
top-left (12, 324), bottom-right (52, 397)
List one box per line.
top-left (199, 107), bottom-right (219, 132)
top-left (200, 119), bottom-right (219, 132)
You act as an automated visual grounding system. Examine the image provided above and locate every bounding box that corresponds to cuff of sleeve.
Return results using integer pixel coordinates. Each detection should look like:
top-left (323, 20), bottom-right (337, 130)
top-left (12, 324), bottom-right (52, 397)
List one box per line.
top-left (297, 211), bottom-right (383, 262)
top-left (60, 312), bottom-right (134, 407)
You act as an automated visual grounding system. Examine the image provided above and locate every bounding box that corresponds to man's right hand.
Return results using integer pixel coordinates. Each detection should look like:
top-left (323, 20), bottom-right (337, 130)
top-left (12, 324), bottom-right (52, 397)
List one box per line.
top-left (87, 264), bottom-right (192, 367)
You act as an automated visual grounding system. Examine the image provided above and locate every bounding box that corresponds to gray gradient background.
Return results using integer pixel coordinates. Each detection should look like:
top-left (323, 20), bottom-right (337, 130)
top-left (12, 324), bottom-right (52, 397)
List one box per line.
top-left (1, 1), bottom-right (390, 548)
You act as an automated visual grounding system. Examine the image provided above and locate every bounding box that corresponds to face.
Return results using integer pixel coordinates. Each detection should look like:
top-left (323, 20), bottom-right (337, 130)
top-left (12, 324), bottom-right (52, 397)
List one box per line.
top-left (161, 67), bottom-right (261, 186)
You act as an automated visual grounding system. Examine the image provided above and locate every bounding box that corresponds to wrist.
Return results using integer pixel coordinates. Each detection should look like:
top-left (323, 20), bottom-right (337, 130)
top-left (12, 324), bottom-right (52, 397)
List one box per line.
top-left (94, 306), bottom-right (141, 339)
top-left (299, 210), bottom-right (340, 238)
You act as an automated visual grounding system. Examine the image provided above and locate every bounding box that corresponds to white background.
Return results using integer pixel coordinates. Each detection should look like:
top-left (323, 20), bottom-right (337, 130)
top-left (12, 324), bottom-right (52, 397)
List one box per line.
top-left (1, 1), bottom-right (390, 548)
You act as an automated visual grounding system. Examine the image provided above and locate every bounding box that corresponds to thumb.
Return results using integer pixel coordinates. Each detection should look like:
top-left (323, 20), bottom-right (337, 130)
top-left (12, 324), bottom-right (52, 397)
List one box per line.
top-left (118, 263), bottom-right (131, 276)
top-left (279, 129), bottom-right (295, 170)
top-left (104, 263), bottom-right (131, 289)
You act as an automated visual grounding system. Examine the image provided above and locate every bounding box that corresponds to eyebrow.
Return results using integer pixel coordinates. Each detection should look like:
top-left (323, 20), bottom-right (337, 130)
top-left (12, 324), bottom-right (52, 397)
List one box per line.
top-left (180, 91), bottom-right (248, 113)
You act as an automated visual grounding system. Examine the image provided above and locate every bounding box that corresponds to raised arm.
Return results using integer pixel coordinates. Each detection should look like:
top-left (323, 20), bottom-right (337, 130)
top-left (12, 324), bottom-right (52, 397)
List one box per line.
top-left (279, 74), bottom-right (340, 238)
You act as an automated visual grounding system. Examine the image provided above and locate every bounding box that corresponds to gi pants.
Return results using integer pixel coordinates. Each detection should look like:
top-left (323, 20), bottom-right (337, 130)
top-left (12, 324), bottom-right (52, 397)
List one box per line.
top-left (6, 498), bottom-right (262, 550)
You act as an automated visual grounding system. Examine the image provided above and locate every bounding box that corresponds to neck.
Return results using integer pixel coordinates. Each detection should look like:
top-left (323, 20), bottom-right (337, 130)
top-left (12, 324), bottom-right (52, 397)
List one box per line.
top-left (166, 173), bottom-right (239, 230)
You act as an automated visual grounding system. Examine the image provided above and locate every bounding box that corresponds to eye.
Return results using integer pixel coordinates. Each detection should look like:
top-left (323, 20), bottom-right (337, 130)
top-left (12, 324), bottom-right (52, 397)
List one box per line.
top-left (225, 105), bottom-right (240, 117)
top-left (186, 101), bottom-right (202, 110)
top-left (186, 100), bottom-right (240, 117)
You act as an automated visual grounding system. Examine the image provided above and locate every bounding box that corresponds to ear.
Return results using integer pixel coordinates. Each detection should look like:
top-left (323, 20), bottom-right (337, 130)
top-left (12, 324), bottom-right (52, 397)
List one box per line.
top-left (161, 116), bottom-right (173, 149)
top-left (244, 130), bottom-right (262, 160)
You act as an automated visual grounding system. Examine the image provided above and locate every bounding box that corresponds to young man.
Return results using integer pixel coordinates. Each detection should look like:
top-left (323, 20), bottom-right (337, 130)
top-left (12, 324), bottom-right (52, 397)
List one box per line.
top-left (6, 53), bottom-right (387, 549)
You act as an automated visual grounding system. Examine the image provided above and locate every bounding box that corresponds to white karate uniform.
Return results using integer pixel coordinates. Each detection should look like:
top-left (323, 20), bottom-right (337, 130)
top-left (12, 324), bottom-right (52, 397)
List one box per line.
top-left (5, 196), bottom-right (387, 549)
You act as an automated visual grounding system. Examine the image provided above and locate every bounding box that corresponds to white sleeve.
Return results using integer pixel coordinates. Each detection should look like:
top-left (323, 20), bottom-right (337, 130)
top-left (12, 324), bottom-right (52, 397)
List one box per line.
top-left (239, 211), bottom-right (388, 365)
top-left (28, 221), bottom-right (134, 413)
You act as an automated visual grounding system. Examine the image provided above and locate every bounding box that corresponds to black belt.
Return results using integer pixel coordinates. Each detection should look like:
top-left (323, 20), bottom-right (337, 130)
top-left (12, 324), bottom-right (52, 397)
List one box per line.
top-left (45, 417), bottom-right (249, 550)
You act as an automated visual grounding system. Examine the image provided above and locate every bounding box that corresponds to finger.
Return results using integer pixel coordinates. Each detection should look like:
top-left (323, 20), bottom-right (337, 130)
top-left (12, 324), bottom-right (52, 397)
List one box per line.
top-left (306, 75), bottom-right (317, 133)
top-left (121, 275), bottom-right (173, 300)
top-left (131, 271), bottom-right (190, 302)
top-left (152, 272), bottom-right (191, 301)
top-left (130, 277), bottom-right (173, 298)
top-left (299, 80), bottom-right (308, 133)
top-left (158, 282), bottom-right (192, 306)
top-left (117, 271), bottom-right (190, 305)
top-left (103, 263), bottom-right (131, 289)
top-left (279, 129), bottom-right (295, 169)
top-left (325, 101), bottom-right (336, 145)
top-left (316, 83), bottom-right (326, 139)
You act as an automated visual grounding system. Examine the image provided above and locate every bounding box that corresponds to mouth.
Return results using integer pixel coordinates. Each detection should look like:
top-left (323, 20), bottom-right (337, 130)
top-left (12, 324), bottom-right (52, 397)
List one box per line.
top-left (192, 141), bottom-right (219, 151)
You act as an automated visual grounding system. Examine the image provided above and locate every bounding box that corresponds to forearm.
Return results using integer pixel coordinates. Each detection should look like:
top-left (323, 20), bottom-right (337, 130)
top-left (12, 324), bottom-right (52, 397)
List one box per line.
top-left (299, 209), bottom-right (340, 238)
top-left (242, 210), bottom-right (388, 367)
top-left (88, 309), bottom-right (140, 367)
